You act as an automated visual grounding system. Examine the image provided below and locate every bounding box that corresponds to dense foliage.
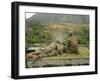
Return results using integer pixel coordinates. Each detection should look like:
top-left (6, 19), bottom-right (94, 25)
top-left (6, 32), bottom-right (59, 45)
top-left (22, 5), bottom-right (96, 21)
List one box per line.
top-left (25, 23), bottom-right (89, 45)
top-left (25, 13), bottom-right (89, 45)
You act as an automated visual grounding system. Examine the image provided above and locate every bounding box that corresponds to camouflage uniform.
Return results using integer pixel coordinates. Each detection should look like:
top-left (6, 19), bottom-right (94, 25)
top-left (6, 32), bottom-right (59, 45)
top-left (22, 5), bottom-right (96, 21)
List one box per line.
top-left (67, 32), bottom-right (79, 54)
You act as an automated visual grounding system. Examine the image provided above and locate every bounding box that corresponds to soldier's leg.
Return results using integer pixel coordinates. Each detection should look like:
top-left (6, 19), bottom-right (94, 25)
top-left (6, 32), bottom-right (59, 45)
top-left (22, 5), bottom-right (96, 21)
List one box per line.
top-left (75, 47), bottom-right (79, 54)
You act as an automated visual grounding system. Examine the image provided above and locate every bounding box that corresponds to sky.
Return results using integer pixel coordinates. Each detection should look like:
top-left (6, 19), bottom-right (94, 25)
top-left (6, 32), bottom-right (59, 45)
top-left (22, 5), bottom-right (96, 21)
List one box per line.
top-left (25, 13), bottom-right (36, 19)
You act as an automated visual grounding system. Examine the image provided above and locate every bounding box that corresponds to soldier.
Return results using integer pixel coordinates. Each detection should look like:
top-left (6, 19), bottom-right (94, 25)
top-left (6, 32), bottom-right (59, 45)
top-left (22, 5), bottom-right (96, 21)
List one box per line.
top-left (26, 52), bottom-right (40, 62)
top-left (67, 31), bottom-right (79, 54)
top-left (26, 52), bottom-right (40, 68)
top-left (56, 41), bottom-right (65, 55)
top-left (44, 41), bottom-right (58, 56)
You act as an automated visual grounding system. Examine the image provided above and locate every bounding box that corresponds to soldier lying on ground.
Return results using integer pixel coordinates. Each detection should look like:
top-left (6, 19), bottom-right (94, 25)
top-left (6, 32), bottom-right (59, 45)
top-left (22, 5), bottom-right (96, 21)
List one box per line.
top-left (43, 41), bottom-right (58, 56)
top-left (56, 41), bottom-right (65, 55)
top-left (43, 40), bottom-right (66, 56)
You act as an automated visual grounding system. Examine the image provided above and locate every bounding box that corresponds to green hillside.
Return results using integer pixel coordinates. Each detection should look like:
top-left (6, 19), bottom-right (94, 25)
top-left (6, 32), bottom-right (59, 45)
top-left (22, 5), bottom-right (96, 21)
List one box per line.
top-left (25, 13), bottom-right (89, 46)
